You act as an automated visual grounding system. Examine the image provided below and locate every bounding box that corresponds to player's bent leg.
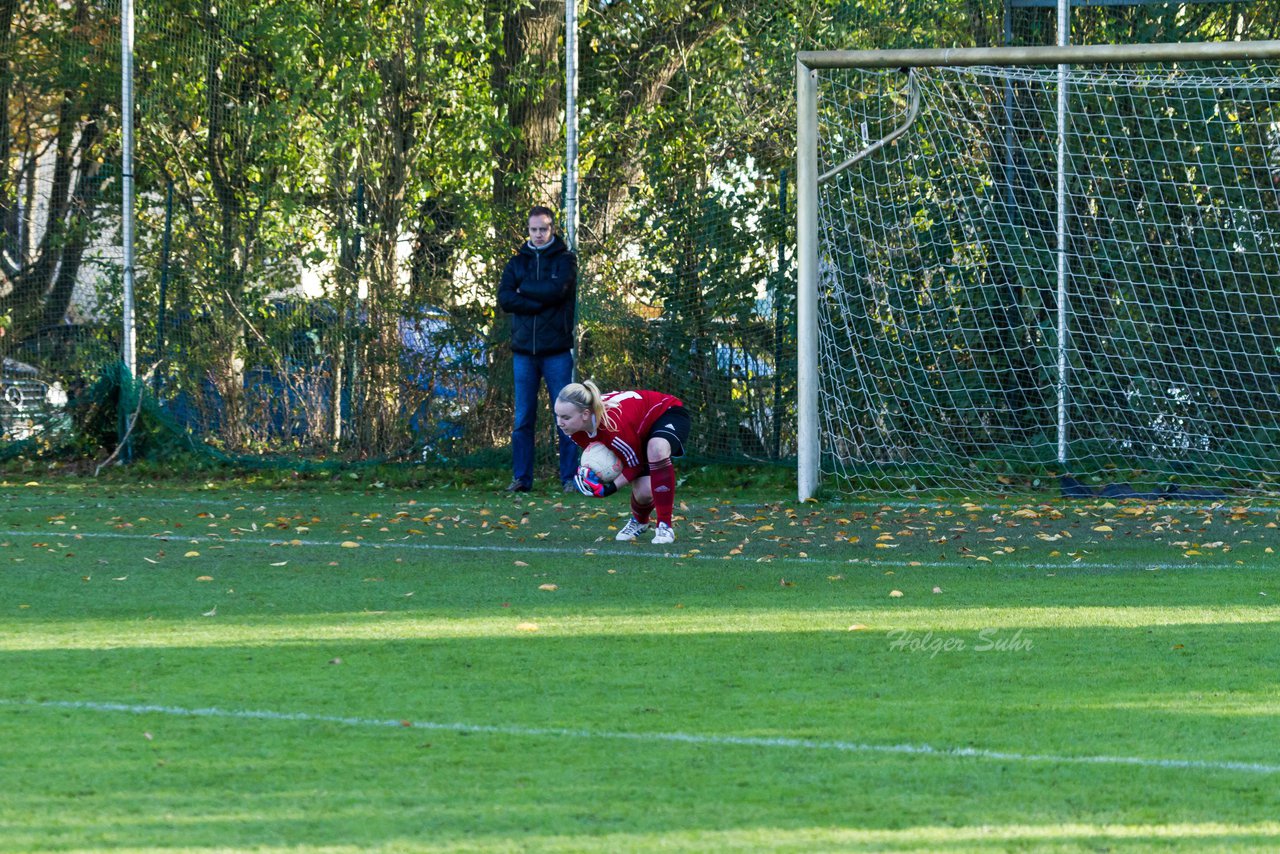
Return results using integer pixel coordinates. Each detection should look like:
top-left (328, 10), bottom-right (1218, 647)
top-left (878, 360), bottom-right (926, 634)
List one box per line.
top-left (629, 476), bottom-right (653, 505)
top-left (649, 457), bottom-right (676, 535)
top-left (646, 436), bottom-right (672, 464)
top-left (643, 409), bottom-right (688, 546)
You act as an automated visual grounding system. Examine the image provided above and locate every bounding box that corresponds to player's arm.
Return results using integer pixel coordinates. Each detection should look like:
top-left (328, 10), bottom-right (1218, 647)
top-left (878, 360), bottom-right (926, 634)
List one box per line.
top-left (574, 466), bottom-right (618, 497)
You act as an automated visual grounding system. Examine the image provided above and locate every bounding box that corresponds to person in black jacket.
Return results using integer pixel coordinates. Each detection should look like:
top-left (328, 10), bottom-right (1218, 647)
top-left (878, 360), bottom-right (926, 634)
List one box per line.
top-left (497, 206), bottom-right (579, 493)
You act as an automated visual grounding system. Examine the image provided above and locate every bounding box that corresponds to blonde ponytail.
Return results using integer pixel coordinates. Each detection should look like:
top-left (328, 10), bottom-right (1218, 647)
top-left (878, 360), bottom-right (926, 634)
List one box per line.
top-left (557, 379), bottom-right (616, 431)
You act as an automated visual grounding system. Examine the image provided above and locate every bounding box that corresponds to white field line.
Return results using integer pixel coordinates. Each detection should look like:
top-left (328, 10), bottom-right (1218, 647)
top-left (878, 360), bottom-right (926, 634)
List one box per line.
top-left (0, 526), bottom-right (1237, 570)
top-left (4, 490), bottom-right (1271, 515)
top-left (4, 697), bottom-right (1277, 776)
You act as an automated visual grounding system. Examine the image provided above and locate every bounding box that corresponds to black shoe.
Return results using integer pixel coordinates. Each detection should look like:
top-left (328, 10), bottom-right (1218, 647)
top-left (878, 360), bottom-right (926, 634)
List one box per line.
top-left (562, 481), bottom-right (578, 494)
top-left (505, 480), bottom-right (531, 493)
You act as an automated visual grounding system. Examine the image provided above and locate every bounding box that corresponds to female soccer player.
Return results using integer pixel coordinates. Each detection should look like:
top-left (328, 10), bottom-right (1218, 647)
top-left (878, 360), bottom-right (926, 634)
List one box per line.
top-left (554, 380), bottom-right (690, 545)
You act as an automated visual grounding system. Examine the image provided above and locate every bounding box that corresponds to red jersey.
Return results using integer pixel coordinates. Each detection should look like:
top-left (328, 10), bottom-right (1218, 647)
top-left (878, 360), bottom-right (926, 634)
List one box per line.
top-left (569, 389), bottom-right (684, 482)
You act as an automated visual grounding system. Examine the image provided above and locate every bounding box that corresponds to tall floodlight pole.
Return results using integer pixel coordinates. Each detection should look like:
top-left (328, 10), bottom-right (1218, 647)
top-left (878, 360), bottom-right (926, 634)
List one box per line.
top-left (119, 0), bottom-right (138, 463)
top-left (121, 0), bottom-right (137, 382)
top-left (1055, 0), bottom-right (1070, 469)
top-left (565, 0), bottom-right (579, 251)
top-left (120, 0), bottom-right (137, 376)
top-left (565, 0), bottom-right (580, 382)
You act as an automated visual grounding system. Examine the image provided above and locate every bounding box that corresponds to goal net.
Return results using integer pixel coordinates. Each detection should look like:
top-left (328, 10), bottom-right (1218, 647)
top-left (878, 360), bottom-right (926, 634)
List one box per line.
top-left (798, 41), bottom-right (1280, 499)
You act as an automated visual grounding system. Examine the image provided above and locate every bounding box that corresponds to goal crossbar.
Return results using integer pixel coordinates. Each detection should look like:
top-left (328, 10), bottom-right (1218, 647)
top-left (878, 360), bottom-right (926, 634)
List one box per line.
top-left (796, 39), bottom-right (1280, 501)
top-left (799, 38), bottom-right (1280, 70)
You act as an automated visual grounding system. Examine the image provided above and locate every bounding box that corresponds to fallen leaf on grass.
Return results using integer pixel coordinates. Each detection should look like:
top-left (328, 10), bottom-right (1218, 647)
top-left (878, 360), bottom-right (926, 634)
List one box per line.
top-left (340, 541), bottom-right (360, 548)
top-left (889, 590), bottom-right (904, 598)
top-left (516, 622), bottom-right (539, 632)
top-left (184, 551), bottom-right (200, 558)
top-left (538, 583), bottom-right (558, 591)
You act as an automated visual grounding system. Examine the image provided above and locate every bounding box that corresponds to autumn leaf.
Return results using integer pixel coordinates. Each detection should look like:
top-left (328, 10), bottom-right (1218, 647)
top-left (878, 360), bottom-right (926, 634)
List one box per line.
top-left (538, 583), bottom-right (558, 591)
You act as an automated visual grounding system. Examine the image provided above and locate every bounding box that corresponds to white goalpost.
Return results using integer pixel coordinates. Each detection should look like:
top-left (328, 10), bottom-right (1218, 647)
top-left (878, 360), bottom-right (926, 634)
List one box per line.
top-left (797, 39), bottom-right (1280, 501)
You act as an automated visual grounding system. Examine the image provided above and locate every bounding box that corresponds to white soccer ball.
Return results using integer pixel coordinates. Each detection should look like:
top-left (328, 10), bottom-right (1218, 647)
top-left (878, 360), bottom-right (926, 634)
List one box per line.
top-left (581, 442), bottom-right (623, 483)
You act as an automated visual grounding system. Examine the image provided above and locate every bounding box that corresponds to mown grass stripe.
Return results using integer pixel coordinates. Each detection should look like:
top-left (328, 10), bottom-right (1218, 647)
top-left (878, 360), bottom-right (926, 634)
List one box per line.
top-left (5, 698), bottom-right (1277, 776)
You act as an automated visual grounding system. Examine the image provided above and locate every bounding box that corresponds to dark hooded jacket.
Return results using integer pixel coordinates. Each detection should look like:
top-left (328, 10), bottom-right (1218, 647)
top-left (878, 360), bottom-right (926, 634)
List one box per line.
top-left (497, 235), bottom-right (577, 356)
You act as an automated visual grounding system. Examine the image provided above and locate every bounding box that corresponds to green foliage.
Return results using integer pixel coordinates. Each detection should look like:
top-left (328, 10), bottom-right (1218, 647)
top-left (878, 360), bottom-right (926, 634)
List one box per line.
top-left (9, 0), bottom-right (1280, 486)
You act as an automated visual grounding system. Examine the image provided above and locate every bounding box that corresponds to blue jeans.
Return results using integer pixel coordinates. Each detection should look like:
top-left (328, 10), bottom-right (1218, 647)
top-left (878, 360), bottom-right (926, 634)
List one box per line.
top-left (512, 350), bottom-right (578, 487)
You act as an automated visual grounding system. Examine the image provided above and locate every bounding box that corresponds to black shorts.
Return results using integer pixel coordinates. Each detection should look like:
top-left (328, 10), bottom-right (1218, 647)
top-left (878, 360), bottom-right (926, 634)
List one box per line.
top-left (645, 406), bottom-right (690, 459)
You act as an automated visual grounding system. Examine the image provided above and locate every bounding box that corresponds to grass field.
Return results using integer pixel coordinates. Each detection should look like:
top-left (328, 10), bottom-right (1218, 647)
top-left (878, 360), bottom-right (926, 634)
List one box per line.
top-left (2, 472), bottom-right (1278, 852)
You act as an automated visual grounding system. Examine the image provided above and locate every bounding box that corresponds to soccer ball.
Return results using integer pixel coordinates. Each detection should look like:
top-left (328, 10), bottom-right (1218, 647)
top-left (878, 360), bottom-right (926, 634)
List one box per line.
top-left (581, 442), bottom-right (623, 483)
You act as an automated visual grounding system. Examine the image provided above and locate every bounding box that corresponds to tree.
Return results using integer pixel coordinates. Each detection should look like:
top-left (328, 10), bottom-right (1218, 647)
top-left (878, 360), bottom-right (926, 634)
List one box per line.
top-left (0, 0), bottom-right (116, 342)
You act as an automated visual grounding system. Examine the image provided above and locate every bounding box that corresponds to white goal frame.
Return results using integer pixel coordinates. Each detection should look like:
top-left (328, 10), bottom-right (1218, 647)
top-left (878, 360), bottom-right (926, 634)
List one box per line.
top-left (796, 38), bottom-right (1280, 501)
